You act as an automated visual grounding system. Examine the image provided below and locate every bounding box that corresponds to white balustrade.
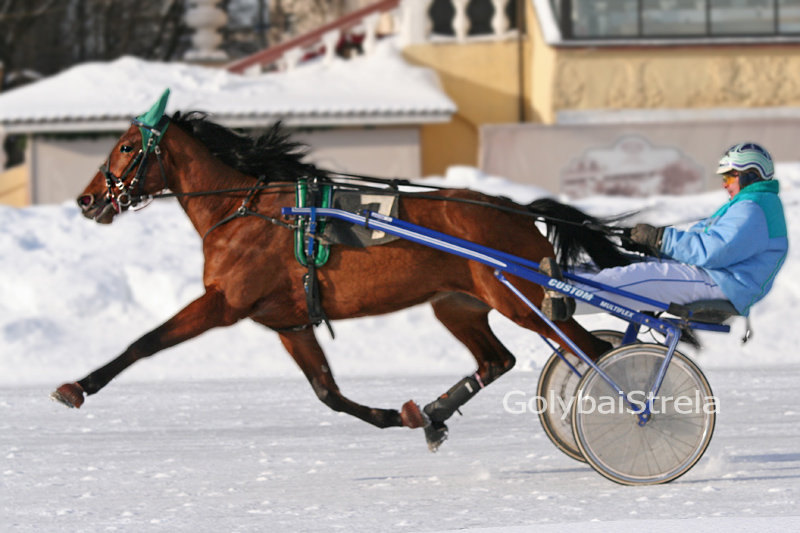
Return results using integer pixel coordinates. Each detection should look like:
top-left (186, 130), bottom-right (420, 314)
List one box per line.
top-left (242, 0), bottom-right (517, 73)
top-left (452, 0), bottom-right (471, 42)
top-left (492, 0), bottom-right (510, 36)
top-left (362, 12), bottom-right (384, 55)
top-left (322, 29), bottom-right (342, 65)
top-left (422, 0), bottom-right (516, 42)
top-left (399, 0), bottom-right (434, 46)
top-left (282, 48), bottom-right (304, 71)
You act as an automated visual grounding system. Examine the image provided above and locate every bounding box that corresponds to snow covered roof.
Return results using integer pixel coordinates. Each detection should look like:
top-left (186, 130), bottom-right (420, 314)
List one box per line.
top-left (0, 40), bottom-right (456, 133)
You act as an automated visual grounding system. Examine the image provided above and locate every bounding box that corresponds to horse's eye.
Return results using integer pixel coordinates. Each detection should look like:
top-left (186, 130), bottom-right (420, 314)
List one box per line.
top-left (120, 145), bottom-right (133, 153)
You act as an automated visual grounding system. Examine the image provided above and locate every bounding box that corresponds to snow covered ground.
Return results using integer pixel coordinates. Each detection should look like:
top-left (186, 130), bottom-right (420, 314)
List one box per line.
top-left (3, 371), bottom-right (799, 532)
top-left (2, 166), bottom-right (799, 531)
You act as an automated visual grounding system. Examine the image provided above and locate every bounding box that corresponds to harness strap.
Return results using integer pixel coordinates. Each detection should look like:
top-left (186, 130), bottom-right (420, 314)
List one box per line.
top-left (304, 264), bottom-right (335, 338)
top-left (294, 179), bottom-right (332, 267)
top-left (197, 176), bottom-right (333, 337)
top-left (268, 322), bottom-right (316, 334)
top-left (299, 178), bottom-right (335, 338)
top-left (202, 176), bottom-right (297, 240)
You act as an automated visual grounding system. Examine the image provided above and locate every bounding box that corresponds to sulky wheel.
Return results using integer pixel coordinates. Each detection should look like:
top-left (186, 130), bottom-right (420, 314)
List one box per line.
top-left (571, 344), bottom-right (716, 485)
top-left (536, 330), bottom-right (624, 462)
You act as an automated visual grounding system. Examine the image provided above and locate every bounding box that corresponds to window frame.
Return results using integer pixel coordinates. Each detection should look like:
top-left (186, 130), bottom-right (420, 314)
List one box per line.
top-left (551, 0), bottom-right (800, 40)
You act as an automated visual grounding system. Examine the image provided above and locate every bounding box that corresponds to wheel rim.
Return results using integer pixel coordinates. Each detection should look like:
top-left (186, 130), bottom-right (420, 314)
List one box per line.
top-left (536, 330), bottom-right (623, 462)
top-left (537, 352), bottom-right (589, 461)
top-left (572, 345), bottom-right (715, 485)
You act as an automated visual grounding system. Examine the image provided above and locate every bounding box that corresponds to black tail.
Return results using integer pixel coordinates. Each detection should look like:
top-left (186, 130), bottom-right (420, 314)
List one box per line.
top-left (527, 198), bottom-right (633, 270)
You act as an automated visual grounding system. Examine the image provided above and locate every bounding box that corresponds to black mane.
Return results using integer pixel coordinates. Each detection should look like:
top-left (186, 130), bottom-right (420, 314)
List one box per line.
top-left (170, 111), bottom-right (321, 182)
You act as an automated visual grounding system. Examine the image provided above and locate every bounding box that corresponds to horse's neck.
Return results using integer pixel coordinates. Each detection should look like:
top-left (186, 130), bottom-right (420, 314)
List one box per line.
top-left (162, 128), bottom-right (260, 237)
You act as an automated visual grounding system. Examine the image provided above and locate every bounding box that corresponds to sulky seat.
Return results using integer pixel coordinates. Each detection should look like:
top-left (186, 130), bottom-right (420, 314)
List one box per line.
top-left (666, 299), bottom-right (739, 324)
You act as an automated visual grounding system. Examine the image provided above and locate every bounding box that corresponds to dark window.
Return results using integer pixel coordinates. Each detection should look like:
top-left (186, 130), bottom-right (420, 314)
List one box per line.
top-left (642, 0), bottom-right (705, 36)
top-left (710, 0), bottom-right (773, 35)
top-left (554, 0), bottom-right (800, 39)
top-left (780, 0), bottom-right (800, 32)
top-left (569, 0), bottom-right (638, 38)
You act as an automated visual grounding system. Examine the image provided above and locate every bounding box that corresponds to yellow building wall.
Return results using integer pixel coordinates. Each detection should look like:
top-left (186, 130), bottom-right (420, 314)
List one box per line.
top-left (526, 7), bottom-right (800, 121)
top-left (528, 4), bottom-right (558, 124)
top-left (0, 165), bottom-right (30, 207)
top-left (403, 37), bottom-right (532, 176)
top-left (403, 3), bottom-right (800, 176)
top-left (546, 45), bottom-right (800, 118)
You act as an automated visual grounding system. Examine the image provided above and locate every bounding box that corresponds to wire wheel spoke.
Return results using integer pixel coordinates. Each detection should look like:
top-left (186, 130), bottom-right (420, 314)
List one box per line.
top-left (572, 344), bottom-right (715, 485)
top-left (536, 330), bottom-right (624, 462)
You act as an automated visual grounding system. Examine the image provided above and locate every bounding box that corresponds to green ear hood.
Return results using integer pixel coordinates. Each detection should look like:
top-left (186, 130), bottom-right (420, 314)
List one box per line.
top-left (135, 88), bottom-right (171, 150)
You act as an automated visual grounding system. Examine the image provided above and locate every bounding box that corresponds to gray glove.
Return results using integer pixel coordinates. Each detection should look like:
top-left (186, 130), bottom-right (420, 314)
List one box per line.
top-left (630, 223), bottom-right (664, 254)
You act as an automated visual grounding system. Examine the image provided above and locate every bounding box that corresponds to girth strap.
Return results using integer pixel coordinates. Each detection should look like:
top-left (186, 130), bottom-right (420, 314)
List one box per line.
top-left (298, 178), bottom-right (335, 338)
top-left (304, 263), bottom-right (335, 338)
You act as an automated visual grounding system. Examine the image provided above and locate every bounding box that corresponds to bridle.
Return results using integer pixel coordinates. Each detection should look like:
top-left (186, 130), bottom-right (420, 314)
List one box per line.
top-left (97, 117), bottom-right (170, 213)
top-left (89, 115), bottom-right (300, 238)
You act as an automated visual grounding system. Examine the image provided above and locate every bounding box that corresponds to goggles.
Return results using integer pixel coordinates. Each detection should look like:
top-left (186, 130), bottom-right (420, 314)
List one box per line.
top-left (721, 172), bottom-right (739, 185)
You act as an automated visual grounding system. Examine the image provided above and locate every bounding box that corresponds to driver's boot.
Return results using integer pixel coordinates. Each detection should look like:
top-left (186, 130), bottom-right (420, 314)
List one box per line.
top-left (539, 257), bottom-right (576, 321)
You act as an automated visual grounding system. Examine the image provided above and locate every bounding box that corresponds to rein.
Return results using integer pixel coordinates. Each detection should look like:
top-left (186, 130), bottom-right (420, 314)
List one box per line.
top-left (107, 115), bottom-right (631, 244)
top-left (308, 175), bottom-right (635, 238)
top-left (103, 121), bottom-right (639, 334)
top-left (144, 172), bottom-right (633, 241)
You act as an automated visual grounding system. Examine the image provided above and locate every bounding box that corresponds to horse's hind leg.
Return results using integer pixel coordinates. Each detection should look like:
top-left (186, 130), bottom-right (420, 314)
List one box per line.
top-left (276, 327), bottom-right (403, 429)
top-left (478, 272), bottom-right (612, 361)
top-left (409, 292), bottom-right (517, 451)
top-left (431, 292), bottom-right (517, 382)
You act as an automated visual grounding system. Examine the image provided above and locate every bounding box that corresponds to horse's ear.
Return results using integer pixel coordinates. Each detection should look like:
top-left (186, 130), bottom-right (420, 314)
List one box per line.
top-left (138, 88), bottom-right (171, 127)
top-left (136, 88), bottom-right (171, 148)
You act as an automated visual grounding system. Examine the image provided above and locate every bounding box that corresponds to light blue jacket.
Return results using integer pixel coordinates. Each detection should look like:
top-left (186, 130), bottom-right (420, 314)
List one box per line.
top-left (660, 180), bottom-right (788, 315)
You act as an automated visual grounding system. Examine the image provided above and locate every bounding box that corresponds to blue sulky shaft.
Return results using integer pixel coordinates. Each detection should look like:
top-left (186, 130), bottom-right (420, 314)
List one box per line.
top-left (282, 206), bottom-right (727, 415)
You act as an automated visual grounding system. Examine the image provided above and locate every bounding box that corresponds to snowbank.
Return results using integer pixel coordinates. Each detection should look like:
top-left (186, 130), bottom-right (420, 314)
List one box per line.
top-left (2, 165), bottom-right (799, 387)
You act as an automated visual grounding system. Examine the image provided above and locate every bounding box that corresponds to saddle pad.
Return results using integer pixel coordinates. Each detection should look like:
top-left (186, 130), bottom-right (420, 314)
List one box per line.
top-left (323, 190), bottom-right (400, 248)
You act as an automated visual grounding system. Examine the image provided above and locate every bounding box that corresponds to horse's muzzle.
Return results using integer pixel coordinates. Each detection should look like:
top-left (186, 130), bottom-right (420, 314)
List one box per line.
top-left (77, 194), bottom-right (116, 224)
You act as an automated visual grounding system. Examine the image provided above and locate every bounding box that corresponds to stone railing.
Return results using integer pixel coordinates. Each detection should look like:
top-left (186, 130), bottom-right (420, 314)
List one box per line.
top-left (428, 0), bottom-right (519, 42)
top-left (226, 0), bottom-right (519, 74)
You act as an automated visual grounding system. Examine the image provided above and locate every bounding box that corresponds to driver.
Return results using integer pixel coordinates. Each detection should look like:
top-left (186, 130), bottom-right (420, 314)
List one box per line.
top-left (542, 142), bottom-right (788, 321)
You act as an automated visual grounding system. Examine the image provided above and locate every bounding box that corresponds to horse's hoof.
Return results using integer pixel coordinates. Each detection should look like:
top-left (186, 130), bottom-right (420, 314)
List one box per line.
top-left (50, 383), bottom-right (85, 408)
top-left (401, 400), bottom-right (448, 451)
top-left (401, 400), bottom-right (428, 428)
top-left (424, 421), bottom-right (449, 452)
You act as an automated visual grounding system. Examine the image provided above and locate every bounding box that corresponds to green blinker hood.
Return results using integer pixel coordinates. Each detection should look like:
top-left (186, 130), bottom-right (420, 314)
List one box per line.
top-left (135, 88), bottom-right (171, 152)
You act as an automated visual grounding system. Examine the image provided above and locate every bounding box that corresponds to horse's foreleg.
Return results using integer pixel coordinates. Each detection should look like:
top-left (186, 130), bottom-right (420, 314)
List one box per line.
top-left (404, 293), bottom-right (518, 451)
top-left (277, 328), bottom-right (403, 429)
top-left (52, 288), bottom-right (237, 408)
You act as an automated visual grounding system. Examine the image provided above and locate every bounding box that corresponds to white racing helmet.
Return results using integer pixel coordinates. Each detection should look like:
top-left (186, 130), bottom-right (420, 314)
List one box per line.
top-left (716, 142), bottom-right (775, 180)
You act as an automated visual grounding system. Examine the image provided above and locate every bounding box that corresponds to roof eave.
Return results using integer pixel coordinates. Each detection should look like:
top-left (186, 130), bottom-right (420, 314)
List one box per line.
top-left (0, 111), bottom-right (455, 134)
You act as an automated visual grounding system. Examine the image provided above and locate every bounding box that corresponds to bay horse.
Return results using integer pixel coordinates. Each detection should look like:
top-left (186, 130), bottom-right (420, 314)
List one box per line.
top-left (52, 110), bottom-right (630, 450)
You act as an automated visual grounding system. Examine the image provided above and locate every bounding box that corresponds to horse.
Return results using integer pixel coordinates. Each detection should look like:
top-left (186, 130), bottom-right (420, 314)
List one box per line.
top-left (52, 110), bottom-right (631, 450)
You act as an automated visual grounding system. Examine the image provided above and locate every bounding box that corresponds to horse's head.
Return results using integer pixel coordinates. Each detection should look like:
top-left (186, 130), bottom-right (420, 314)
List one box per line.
top-left (78, 89), bottom-right (172, 224)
